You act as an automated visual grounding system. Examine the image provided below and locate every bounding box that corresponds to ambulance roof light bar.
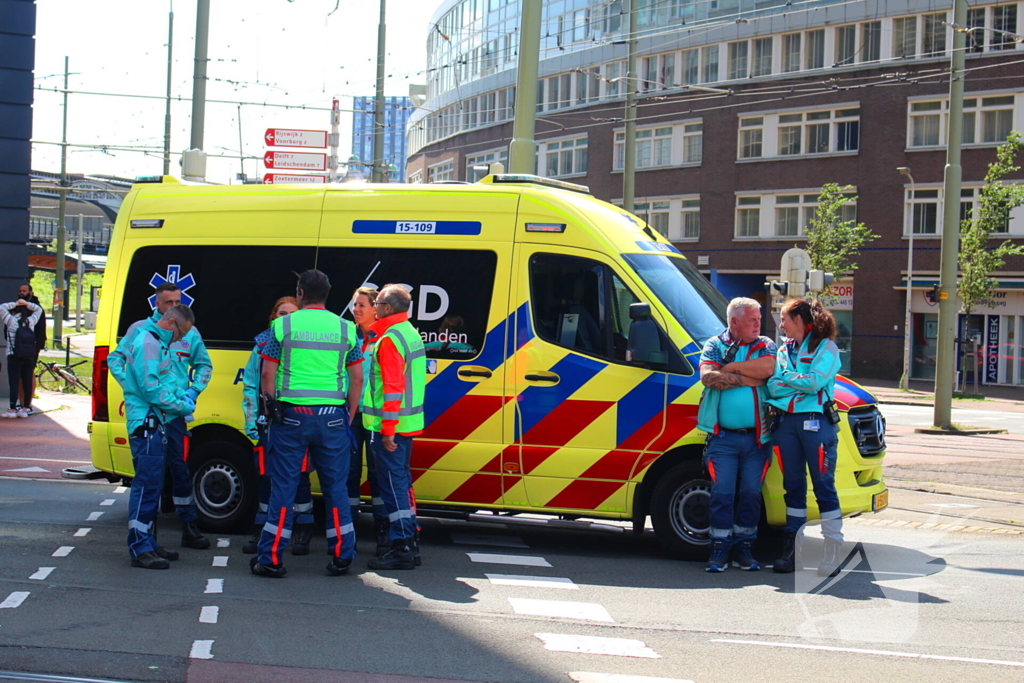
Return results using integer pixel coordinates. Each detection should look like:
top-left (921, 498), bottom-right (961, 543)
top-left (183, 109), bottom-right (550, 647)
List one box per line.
top-left (486, 174), bottom-right (590, 195)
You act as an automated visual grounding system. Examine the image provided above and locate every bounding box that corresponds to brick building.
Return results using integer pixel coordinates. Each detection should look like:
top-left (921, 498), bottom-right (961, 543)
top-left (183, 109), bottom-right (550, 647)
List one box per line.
top-left (406, 0), bottom-right (1024, 386)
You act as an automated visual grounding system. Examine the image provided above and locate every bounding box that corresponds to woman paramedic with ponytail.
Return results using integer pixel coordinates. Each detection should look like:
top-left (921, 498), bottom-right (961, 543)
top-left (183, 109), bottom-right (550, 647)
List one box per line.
top-left (767, 298), bottom-right (845, 578)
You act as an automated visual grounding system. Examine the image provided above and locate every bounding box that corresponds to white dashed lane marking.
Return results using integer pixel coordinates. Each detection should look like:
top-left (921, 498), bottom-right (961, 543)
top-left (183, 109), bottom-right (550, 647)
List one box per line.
top-left (5, 466), bottom-right (49, 473)
top-left (86, 512), bottom-right (103, 521)
top-left (52, 546), bottom-right (74, 557)
top-left (29, 568), bottom-right (55, 581)
top-left (99, 499), bottom-right (116, 506)
top-left (73, 528), bottom-right (91, 537)
top-left (212, 556), bottom-right (229, 567)
top-left (486, 574), bottom-right (578, 590)
top-left (204, 579), bottom-right (224, 594)
top-left (216, 538), bottom-right (230, 548)
top-left (189, 640), bottom-right (214, 659)
top-left (467, 553), bottom-right (552, 567)
top-left (0, 592), bottom-right (31, 609)
top-left (510, 598), bottom-right (613, 622)
top-left (199, 606), bottom-right (219, 624)
top-left (114, 486), bottom-right (128, 493)
top-left (569, 674), bottom-right (695, 683)
top-left (535, 633), bottom-right (660, 659)
top-left (451, 532), bottom-right (529, 548)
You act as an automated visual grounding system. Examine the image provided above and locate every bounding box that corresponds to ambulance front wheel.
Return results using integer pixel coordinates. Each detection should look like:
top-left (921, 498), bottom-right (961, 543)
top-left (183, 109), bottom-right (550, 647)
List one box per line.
top-left (190, 439), bottom-right (258, 533)
top-left (650, 463), bottom-right (712, 560)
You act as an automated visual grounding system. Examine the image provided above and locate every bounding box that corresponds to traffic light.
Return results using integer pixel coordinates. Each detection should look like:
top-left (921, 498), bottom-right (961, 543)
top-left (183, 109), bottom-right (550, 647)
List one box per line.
top-left (808, 269), bottom-right (834, 293)
top-left (924, 284), bottom-right (940, 304)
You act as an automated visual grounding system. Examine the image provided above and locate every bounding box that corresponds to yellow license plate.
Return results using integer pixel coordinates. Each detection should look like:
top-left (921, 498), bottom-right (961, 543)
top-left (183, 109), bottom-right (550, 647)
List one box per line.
top-left (873, 489), bottom-right (889, 511)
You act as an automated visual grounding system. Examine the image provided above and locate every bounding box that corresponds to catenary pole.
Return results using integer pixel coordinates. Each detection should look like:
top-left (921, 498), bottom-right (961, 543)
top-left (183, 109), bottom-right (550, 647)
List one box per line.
top-left (622, 0), bottom-right (638, 213)
top-left (190, 0), bottom-right (210, 151)
top-left (508, 0), bottom-right (542, 173)
top-left (54, 56), bottom-right (69, 349)
top-left (163, 4), bottom-right (174, 175)
top-left (371, 0), bottom-right (387, 183)
top-left (934, 0), bottom-right (967, 429)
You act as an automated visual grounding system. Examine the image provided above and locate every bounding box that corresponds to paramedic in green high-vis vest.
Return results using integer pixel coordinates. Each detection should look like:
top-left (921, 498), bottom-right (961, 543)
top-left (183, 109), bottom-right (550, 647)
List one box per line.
top-left (362, 284), bottom-right (427, 571)
top-left (252, 269), bottom-right (364, 578)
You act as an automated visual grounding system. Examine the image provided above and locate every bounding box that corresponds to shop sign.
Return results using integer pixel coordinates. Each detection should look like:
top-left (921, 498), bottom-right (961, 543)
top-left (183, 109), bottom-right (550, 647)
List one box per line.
top-left (986, 316), bottom-right (1000, 384)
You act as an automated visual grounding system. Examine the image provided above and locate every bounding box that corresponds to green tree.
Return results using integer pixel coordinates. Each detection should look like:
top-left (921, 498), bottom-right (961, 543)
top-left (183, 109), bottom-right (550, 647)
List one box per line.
top-left (957, 130), bottom-right (1024, 389)
top-left (804, 183), bottom-right (879, 302)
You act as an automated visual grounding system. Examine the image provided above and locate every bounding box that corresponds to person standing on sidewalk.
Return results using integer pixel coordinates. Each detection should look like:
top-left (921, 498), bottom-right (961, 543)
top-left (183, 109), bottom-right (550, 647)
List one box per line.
top-left (362, 284), bottom-right (427, 571)
top-left (108, 282), bottom-right (213, 551)
top-left (17, 284), bottom-right (46, 414)
top-left (1, 295), bottom-right (42, 419)
top-left (252, 269), bottom-right (363, 578)
top-left (697, 297), bottom-right (777, 573)
top-left (114, 304), bottom-right (198, 569)
top-left (767, 298), bottom-right (844, 577)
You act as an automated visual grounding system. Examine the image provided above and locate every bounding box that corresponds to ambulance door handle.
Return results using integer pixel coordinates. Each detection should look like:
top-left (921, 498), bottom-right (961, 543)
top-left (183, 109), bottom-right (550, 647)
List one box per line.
top-left (524, 372), bottom-right (559, 384)
top-left (457, 366), bottom-right (492, 381)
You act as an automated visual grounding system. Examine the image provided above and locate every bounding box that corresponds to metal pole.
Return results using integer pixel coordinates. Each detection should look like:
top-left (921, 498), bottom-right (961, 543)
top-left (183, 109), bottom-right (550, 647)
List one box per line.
top-left (934, 0), bottom-right (967, 429)
top-left (508, 0), bottom-right (542, 173)
top-left (371, 0), bottom-right (387, 183)
top-left (622, 0), bottom-right (638, 213)
top-left (75, 214), bottom-right (84, 332)
top-left (54, 56), bottom-right (69, 349)
top-left (237, 104), bottom-right (245, 181)
top-left (898, 168), bottom-right (915, 391)
top-left (190, 0), bottom-right (210, 150)
top-left (163, 4), bottom-right (174, 175)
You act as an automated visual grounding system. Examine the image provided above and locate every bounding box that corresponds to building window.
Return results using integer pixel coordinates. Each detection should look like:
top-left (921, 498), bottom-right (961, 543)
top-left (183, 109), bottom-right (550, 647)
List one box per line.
top-left (739, 117), bottom-right (764, 158)
top-left (681, 199), bottom-right (700, 240)
top-left (752, 37), bottom-right (772, 77)
top-left (615, 196), bottom-right (701, 241)
top-left (907, 186), bottom-right (1021, 236)
top-left (682, 48), bottom-right (699, 85)
top-left (702, 45), bottom-right (719, 83)
top-left (466, 148), bottom-right (509, 182)
top-left (778, 114), bottom-right (803, 155)
top-left (736, 192), bottom-right (857, 239)
top-left (908, 94), bottom-right (1018, 148)
top-left (782, 33), bottom-right (801, 72)
top-left (805, 29), bottom-right (825, 69)
top-left (541, 136), bottom-right (588, 178)
top-left (614, 121), bottom-right (702, 170)
top-left (739, 106), bottom-right (860, 160)
top-left (835, 25), bottom-right (856, 66)
top-left (893, 16), bottom-right (918, 59)
top-left (683, 123), bottom-right (703, 164)
top-left (408, 170), bottom-right (423, 184)
top-left (861, 21), bottom-right (881, 62)
top-left (922, 12), bottom-right (947, 57)
top-left (775, 199), bottom-right (801, 237)
top-left (967, 7), bottom-right (987, 53)
top-left (427, 160), bottom-right (455, 183)
top-left (993, 4), bottom-right (1019, 50)
top-left (635, 201), bottom-right (671, 237)
top-left (606, 61), bottom-right (624, 97)
top-left (728, 41), bottom-right (748, 80)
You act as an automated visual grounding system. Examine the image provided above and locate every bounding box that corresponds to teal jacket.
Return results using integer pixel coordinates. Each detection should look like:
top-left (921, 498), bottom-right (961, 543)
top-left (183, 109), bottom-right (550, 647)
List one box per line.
top-left (767, 335), bottom-right (842, 414)
top-left (111, 319), bottom-right (193, 433)
top-left (110, 310), bottom-right (213, 396)
top-left (241, 328), bottom-right (273, 437)
top-left (696, 332), bottom-right (777, 446)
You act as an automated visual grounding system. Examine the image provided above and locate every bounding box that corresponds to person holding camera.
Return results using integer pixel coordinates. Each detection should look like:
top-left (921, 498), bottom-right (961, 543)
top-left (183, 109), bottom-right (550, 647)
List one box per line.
top-left (767, 298), bottom-right (844, 577)
top-left (697, 297), bottom-right (777, 573)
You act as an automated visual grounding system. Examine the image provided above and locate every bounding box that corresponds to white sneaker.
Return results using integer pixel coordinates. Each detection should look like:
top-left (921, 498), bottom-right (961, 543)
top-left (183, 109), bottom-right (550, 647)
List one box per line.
top-left (1, 410), bottom-right (17, 419)
top-left (23, 405), bottom-right (34, 416)
top-left (16, 408), bottom-right (29, 418)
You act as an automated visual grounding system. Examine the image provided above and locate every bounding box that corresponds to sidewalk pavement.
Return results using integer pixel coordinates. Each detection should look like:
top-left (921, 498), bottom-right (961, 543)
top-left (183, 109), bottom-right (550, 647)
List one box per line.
top-left (851, 376), bottom-right (1024, 411)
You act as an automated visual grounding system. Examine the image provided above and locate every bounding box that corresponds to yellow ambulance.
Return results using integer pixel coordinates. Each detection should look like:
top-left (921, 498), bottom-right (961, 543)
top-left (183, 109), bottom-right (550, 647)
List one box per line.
top-left (81, 174), bottom-right (887, 558)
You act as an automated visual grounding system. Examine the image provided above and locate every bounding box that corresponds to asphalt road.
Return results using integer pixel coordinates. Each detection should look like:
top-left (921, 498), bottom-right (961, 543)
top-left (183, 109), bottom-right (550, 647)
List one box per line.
top-left (879, 403), bottom-right (1024, 434)
top-left (1, 478), bottom-right (1023, 683)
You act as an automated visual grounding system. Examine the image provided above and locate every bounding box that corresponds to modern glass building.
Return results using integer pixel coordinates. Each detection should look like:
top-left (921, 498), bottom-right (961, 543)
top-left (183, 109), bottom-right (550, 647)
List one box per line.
top-left (351, 95), bottom-right (414, 181)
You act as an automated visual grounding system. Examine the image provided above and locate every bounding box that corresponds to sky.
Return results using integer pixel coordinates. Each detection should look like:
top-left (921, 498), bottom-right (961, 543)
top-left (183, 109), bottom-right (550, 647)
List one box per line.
top-left (32, 0), bottom-right (440, 185)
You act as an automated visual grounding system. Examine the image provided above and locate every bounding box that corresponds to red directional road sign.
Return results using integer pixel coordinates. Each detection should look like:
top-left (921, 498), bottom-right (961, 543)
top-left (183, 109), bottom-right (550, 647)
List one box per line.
top-left (263, 173), bottom-right (327, 185)
top-left (263, 151), bottom-right (327, 172)
top-left (265, 128), bottom-right (328, 148)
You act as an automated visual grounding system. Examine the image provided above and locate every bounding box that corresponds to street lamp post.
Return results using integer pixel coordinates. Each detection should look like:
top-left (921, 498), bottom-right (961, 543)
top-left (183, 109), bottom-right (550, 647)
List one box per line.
top-left (898, 167), bottom-right (916, 391)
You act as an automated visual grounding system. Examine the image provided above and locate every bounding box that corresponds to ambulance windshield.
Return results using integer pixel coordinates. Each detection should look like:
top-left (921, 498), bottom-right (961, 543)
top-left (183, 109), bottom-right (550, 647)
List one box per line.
top-left (623, 253), bottom-right (728, 344)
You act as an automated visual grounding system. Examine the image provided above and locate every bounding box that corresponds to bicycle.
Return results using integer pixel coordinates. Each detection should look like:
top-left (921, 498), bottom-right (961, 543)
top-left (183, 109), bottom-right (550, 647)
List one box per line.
top-left (36, 357), bottom-right (91, 394)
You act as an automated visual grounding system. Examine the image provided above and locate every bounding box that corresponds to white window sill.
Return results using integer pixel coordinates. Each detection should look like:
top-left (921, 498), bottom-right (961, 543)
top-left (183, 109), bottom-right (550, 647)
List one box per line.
top-left (611, 163), bottom-right (701, 174)
top-left (732, 236), bottom-right (807, 241)
top-left (736, 150), bottom-right (859, 163)
top-left (907, 142), bottom-right (1008, 152)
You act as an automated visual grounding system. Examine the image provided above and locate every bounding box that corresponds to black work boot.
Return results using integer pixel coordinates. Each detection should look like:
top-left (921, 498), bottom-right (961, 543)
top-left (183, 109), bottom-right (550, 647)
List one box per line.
top-left (131, 551), bottom-right (170, 570)
top-left (732, 540), bottom-right (760, 571)
top-left (374, 518), bottom-right (390, 557)
top-left (154, 546), bottom-right (179, 562)
top-left (817, 538), bottom-right (844, 577)
top-left (326, 556), bottom-right (353, 576)
top-left (367, 538), bottom-right (415, 570)
top-left (773, 532), bottom-right (797, 573)
top-left (181, 521), bottom-right (211, 549)
top-left (412, 529), bottom-right (422, 567)
top-left (291, 525), bottom-right (313, 556)
top-left (242, 526), bottom-right (260, 555)
top-left (249, 556), bottom-right (287, 578)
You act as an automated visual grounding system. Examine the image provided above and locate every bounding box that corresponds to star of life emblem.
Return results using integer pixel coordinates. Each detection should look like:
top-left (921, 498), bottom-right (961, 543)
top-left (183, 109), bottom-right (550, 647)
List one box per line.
top-left (148, 265), bottom-right (197, 309)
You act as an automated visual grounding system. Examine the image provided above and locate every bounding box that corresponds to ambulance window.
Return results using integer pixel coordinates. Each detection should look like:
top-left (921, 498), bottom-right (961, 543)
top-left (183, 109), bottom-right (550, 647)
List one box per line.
top-left (119, 245), bottom-right (318, 350)
top-left (610, 273), bottom-right (640, 361)
top-left (529, 254), bottom-right (609, 357)
top-left (610, 272), bottom-right (692, 375)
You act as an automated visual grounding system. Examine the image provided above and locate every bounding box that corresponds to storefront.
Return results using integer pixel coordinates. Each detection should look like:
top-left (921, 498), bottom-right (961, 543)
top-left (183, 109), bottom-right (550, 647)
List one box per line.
top-left (828, 281), bottom-right (853, 376)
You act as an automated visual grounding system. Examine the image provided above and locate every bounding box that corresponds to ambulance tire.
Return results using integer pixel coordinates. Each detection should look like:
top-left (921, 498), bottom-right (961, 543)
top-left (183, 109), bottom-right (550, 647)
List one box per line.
top-left (190, 439), bottom-right (258, 533)
top-left (650, 463), bottom-right (712, 560)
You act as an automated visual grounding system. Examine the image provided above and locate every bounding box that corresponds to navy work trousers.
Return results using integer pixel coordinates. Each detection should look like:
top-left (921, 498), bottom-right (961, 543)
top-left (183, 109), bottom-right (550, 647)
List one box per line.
top-left (163, 417), bottom-right (198, 523)
top-left (369, 431), bottom-right (417, 542)
top-left (774, 411), bottom-right (843, 542)
top-left (704, 430), bottom-right (771, 542)
top-left (127, 420), bottom-right (166, 557)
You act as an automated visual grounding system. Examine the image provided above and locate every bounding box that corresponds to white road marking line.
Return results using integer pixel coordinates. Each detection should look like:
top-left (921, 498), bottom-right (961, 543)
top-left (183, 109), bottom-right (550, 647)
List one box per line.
top-left (86, 511), bottom-right (103, 521)
top-left (4, 466), bottom-right (50, 473)
top-left (212, 556), bottom-right (229, 567)
top-left (451, 532), bottom-right (529, 548)
top-left (100, 499), bottom-right (116, 506)
top-left (0, 592), bottom-right (31, 609)
top-left (710, 640), bottom-right (1024, 668)
top-left (467, 552), bottom-right (551, 567)
top-left (189, 640), bottom-right (214, 659)
top-left (797, 567), bottom-right (929, 577)
top-left (535, 633), bottom-right (659, 659)
top-left (29, 568), bottom-right (55, 581)
top-left (0, 456), bottom-right (91, 464)
top-left (216, 538), bottom-right (230, 548)
top-left (74, 528), bottom-right (91, 537)
top-left (204, 579), bottom-right (224, 594)
top-left (485, 573), bottom-right (578, 590)
top-left (510, 598), bottom-right (613, 622)
top-left (569, 673), bottom-right (695, 683)
top-left (199, 606), bottom-right (219, 624)
top-left (52, 546), bottom-right (74, 557)
top-left (924, 503), bottom-right (980, 508)
top-left (114, 486), bottom-right (128, 493)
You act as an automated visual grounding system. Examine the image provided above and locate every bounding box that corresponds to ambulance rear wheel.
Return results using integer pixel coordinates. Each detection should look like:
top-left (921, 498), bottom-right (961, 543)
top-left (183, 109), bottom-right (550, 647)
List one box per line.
top-left (190, 440), bottom-right (257, 533)
top-left (651, 463), bottom-right (712, 560)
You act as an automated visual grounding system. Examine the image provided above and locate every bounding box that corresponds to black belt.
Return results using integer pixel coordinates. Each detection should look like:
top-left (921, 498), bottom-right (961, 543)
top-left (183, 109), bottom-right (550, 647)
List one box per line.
top-left (721, 427), bottom-right (755, 434)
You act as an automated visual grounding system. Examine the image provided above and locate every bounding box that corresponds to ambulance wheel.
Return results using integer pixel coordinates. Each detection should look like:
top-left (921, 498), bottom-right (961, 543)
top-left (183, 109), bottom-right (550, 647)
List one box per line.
top-left (650, 463), bottom-right (712, 560)
top-left (190, 439), bottom-right (257, 533)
